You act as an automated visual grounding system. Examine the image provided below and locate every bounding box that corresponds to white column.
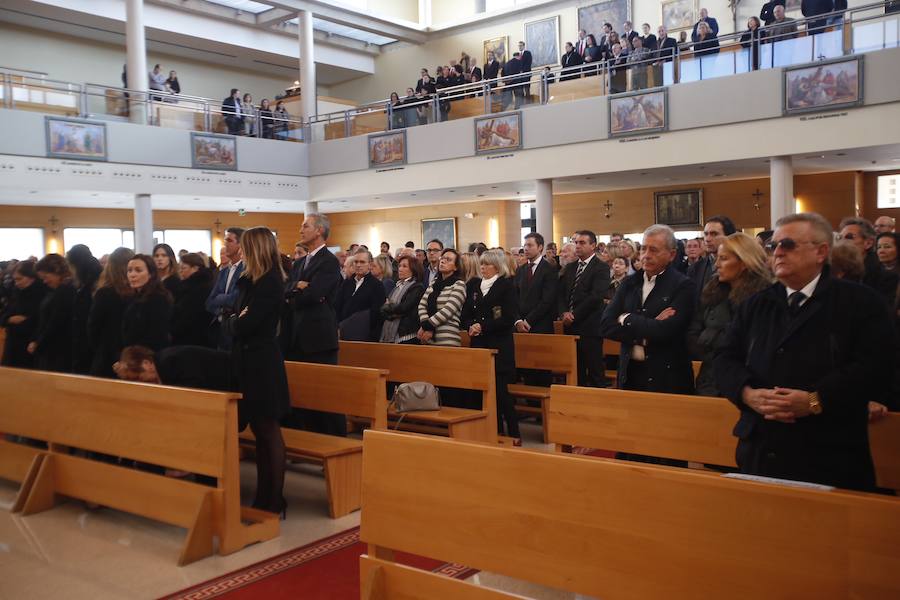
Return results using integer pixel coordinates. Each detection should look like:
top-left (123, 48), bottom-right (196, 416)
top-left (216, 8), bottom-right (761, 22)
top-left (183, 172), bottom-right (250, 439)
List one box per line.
top-left (134, 194), bottom-right (154, 254)
top-left (769, 156), bottom-right (794, 228)
top-left (535, 179), bottom-right (554, 244)
top-left (125, 0), bottom-right (148, 125)
top-left (853, 171), bottom-right (864, 216)
top-left (418, 0), bottom-right (432, 27)
top-left (298, 10), bottom-right (316, 123)
top-left (304, 201), bottom-right (319, 216)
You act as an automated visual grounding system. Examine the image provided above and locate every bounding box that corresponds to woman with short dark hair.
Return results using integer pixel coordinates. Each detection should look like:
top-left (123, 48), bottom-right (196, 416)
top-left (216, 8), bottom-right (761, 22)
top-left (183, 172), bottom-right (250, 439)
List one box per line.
top-left (171, 253), bottom-right (214, 346)
top-left (29, 254), bottom-right (76, 372)
top-left (66, 244), bottom-right (102, 374)
top-left (380, 255), bottom-right (426, 344)
top-left (417, 248), bottom-right (466, 347)
top-left (0, 261), bottom-right (47, 368)
top-left (122, 254), bottom-right (172, 351)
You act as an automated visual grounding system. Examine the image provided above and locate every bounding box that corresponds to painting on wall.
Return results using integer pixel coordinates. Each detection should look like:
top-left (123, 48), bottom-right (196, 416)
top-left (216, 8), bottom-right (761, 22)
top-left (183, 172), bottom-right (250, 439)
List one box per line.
top-left (45, 117), bottom-right (107, 161)
top-left (783, 56), bottom-right (863, 116)
top-left (608, 88), bottom-right (667, 137)
top-left (483, 36), bottom-right (509, 66)
top-left (578, 0), bottom-right (630, 38)
top-left (422, 218), bottom-right (457, 250)
top-left (368, 130), bottom-right (407, 168)
top-left (661, 0), bottom-right (696, 32)
top-left (190, 132), bottom-right (237, 170)
top-left (474, 112), bottom-right (522, 155)
top-left (524, 16), bottom-right (560, 68)
top-left (654, 189), bottom-right (703, 228)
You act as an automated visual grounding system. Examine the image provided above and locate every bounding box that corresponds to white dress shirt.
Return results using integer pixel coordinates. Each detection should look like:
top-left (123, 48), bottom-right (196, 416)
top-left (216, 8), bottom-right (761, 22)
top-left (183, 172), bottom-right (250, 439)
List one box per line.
top-left (785, 272), bottom-right (821, 308)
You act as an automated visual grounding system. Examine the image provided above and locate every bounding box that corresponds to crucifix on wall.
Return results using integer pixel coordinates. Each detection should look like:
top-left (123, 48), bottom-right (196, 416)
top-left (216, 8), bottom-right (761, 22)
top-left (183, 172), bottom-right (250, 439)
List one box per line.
top-left (602, 199), bottom-right (613, 219)
top-left (751, 188), bottom-right (765, 212)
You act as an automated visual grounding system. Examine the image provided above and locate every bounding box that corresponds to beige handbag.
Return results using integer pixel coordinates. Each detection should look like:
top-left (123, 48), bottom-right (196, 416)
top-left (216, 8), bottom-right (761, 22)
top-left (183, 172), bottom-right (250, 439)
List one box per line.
top-left (390, 382), bottom-right (441, 412)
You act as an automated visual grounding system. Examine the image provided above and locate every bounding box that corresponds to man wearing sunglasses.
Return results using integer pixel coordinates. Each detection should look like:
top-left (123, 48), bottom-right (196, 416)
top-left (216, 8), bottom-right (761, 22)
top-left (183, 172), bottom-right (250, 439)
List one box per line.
top-left (716, 212), bottom-right (894, 492)
top-left (839, 217), bottom-right (898, 305)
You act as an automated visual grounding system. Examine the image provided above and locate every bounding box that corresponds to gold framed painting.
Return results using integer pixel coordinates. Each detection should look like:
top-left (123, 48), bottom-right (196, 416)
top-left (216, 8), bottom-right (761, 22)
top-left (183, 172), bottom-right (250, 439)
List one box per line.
top-left (661, 0), bottom-right (697, 33)
top-left (483, 36), bottom-right (509, 66)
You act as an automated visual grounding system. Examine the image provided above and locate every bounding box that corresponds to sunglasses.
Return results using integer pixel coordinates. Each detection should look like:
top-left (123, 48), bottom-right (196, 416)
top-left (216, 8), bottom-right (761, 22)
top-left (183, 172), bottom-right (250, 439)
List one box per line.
top-left (764, 238), bottom-right (816, 252)
top-left (841, 233), bottom-right (858, 240)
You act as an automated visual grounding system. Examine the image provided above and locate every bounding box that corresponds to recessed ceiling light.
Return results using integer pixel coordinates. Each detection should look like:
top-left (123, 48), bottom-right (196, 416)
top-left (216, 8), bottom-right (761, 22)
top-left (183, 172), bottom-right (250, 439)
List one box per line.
top-left (640, 172), bottom-right (648, 175)
top-left (411, 193), bottom-right (417, 196)
top-left (836, 152), bottom-right (846, 156)
top-left (91, 193), bottom-right (99, 197)
top-left (585, 176), bottom-right (592, 180)
top-left (477, 194), bottom-right (485, 197)
top-left (29, 190), bottom-right (37, 194)
top-left (699, 166), bottom-right (706, 170)
top-left (448, 190), bottom-right (455, 193)
top-left (491, 186), bottom-right (498, 189)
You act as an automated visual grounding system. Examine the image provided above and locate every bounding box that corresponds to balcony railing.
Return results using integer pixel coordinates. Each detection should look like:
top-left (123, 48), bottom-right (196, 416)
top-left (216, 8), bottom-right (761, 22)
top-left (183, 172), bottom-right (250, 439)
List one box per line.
top-left (308, 0), bottom-right (900, 141)
top-left (0, 75), bottom-right (308, 143)
top-left (0, 1), bottom-right (896, 145)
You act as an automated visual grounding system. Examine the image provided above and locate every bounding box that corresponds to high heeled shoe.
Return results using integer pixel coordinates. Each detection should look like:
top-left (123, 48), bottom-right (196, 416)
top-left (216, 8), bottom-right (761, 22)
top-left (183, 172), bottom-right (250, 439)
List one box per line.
top-left (268, 497), bottom-right (288, 520)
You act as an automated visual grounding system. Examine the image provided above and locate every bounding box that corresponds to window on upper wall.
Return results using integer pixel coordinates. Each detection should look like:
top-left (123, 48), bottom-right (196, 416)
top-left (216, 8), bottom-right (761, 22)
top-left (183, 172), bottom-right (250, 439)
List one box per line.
top-left (158, 230), bottom-right (212, 256)
top-left (0, 228), bottom-right (44, 261)
top-left (519, 202), bottom-right (535, 245)
top-left (877, 174), bottom-right (899, 209)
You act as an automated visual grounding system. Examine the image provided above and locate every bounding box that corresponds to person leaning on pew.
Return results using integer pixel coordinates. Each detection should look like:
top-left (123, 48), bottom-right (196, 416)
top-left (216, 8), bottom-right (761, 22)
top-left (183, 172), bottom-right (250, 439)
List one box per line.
top-left (715, 213), bottom-right (895, 492)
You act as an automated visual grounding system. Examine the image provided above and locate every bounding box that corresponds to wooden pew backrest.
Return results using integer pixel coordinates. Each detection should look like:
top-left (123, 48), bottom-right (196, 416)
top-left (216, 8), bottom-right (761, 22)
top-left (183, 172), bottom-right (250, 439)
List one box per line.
top-left (869, 412), bottom-right (900, 491)
top-left (361, 429), bottom-right (900, 599)
top-left (284, 361), bottom-right (389, 430)
top-left (512, 333), bottom-right (578, 384)
top-left (0, 367), bottom-right (237, 478)
top-left (547, 385), bottom-right (739, 467)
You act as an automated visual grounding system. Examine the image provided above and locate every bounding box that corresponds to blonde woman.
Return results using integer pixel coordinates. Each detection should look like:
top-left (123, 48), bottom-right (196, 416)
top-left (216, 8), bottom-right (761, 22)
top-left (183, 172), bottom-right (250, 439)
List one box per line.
top-left (687, 232), bottom-right (772, 396)
top-left (417, 248), bottom-right (466, 346)
top-left (371, 254), bottom-right (396, 294)
top-left (461, 249), bottom-right (520, 438)
top-left (225, 226), bottom-right (290, 517)
top-left (459, 251), bottom-right (480, 282)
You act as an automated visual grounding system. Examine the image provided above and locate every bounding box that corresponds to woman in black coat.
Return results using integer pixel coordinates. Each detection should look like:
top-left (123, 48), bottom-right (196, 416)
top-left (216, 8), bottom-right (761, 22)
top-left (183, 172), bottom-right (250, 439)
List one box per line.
top-left (582, 34), bottom-right (604, 77)
top-left (740, 17), bottom-right (763, 70)
top-left (153, 243), bottom-right (181, 298)
top-left (66, 244), bottom-right (102, 374)
top-left (379, 254), bottom-right (426, 344)
top-left (122, 254), bottom-right (172, 351)
top-left (88, 247), bottom-right (134, 377)
top-left (171, 253), bottom-right (214, 347)
top-left (461, 249), bottom-right (519, 439)
top-left (0, 261), bottom-right (47, 368)
top-left (693, 22), bottom-right (720, 56)
top-left (225, 226), bottom-right (290, 516)
top-left (29, 254), bottom-right (76, 372)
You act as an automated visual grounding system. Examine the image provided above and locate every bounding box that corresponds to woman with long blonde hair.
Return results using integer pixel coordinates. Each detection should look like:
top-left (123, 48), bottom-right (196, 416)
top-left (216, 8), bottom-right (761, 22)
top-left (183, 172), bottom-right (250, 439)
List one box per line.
top-left (225, 226), bottom-right (290, 516)
top-left (687, 232), bottom-right (772, 396)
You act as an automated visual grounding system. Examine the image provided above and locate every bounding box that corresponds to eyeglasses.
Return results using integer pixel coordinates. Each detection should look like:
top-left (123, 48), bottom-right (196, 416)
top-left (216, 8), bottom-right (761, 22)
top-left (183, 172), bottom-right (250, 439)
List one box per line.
top-left (764, 238), bottom-right (816, 252)
top-left (840, 233), bottom-right (857, 240)
top-left (427, 248), bottom-right (442, 253)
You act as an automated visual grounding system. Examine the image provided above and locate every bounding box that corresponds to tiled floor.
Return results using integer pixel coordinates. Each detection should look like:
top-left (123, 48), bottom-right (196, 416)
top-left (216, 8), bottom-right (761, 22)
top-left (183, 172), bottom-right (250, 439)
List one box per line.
top-left (0, 421), bottom-right (589, 599)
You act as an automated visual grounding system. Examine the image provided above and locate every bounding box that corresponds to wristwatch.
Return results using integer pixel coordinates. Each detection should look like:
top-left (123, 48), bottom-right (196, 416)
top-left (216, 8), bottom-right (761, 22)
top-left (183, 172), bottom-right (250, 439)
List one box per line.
top-left (807, 391), bottom-right (823, 415)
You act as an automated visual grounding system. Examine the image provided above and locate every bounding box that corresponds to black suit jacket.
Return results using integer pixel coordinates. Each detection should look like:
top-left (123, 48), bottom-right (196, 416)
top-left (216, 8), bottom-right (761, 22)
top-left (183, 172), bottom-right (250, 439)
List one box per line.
top-left (558, 256), bottom-right (610, 337)
top-left (286, 247), bottom-right (342, 355)
top-left (715, 270), bottom-right (893, 491)
top-left (687, 255), bottom-right (715, 301)
top-left (514, 258), bottom-right (559, 334)
top-left (520, 50), bottom-right (533, 72)
top-left (560, 51), bottom-right (584, 80)
top-left (461, 277), bottom-right (518, 374)
top-left (335, 273), bottom-right (387, 341)
top-left (484, 60), bottom-right (501, 80)
top-left (470, 66), bottom-right (483, 81)
top-left (760, 0), bottom-right (787, 24)
top-left (656, 37), bottom-right (678, 61)
top-left (599, 269), bottom-right (696, 393)
top-left (222, 96), bottom-right (243, 120)
top-left (623, 30), bottom-right (639, 45)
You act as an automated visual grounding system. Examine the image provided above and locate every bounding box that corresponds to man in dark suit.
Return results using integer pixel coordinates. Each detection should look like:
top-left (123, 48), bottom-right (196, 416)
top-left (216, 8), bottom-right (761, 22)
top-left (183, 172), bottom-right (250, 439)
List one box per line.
top-left (205, 226), bottom-right (245, 351)
top-left (801, 0), bottom-right (837, 33)
top-left (839, 217), bottom-right (899, 305)
top-left (560, 42), bottom-right (584, 81)
top-left (691, 8), bottom-right (720, 41)
top-left (688, 215), bottom-right (736, 301)
top-left (600, 224), bottom-right (696, 395)
top-left (515, 232), bottom-right (559, 387)
top-left (424, 238), bottom-right (443, 285)
top-left (598, 22), bottom-right (614, 54)
top-left (515, 232), bottom-right (559, 335)
top-left (716, 213), bottom-right (893, 491)
top-left (517, 41), bottom-right (533, 104)
top-left (484, 51), bottom-right (501, 88)
top-left (622, 20), bottom-right (639, 46)
top-left (655, 26), bottom-right (679, 62)
top-left (559, 230), bottom-right (611, 387)
top-left (221, 88), bottom-right (244, 135)
top-left (284, 213), bottom-right (345, 435)
top-left (335, 249), bottom-right (387, 341)
top-left (501, 52), bottom-right (523, 109)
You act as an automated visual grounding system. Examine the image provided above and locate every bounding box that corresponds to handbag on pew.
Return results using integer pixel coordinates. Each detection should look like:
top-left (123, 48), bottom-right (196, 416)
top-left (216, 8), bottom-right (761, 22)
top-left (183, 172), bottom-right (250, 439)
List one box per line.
top-left (389, 382), bottom-right (441, 429)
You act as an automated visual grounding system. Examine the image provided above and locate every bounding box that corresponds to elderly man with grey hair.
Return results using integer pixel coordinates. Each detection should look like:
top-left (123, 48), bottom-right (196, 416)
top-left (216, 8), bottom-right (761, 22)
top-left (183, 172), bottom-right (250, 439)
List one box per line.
top-left (874, 215), bottom-right (895, 234)
top-left (716, 212), bottom-right (894, 491)
top-left (600, 223), bottom-right (696, 395)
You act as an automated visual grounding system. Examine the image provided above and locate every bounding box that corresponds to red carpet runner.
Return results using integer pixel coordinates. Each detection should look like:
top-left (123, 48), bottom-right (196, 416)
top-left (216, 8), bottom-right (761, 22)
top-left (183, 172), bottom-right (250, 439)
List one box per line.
top-left (159, 527), bottom-right (477, 600)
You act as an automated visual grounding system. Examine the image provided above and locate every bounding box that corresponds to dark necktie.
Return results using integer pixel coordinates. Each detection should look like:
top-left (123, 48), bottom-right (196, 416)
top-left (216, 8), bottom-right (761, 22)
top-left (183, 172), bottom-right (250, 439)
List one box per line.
top-left (788, 291), bottom-right (806, 317)
top-left (527, 260), bottom-right (535, 283)
top-left (569, 261), bottom-right (586, 311)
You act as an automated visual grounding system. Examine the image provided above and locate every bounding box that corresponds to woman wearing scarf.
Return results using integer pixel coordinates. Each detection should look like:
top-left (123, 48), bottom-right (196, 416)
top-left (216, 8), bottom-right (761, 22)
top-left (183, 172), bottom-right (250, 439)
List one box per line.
top-left (380, 254), bottom-right (426, 344)
top-left (416, 248), bottom-right (466, 347)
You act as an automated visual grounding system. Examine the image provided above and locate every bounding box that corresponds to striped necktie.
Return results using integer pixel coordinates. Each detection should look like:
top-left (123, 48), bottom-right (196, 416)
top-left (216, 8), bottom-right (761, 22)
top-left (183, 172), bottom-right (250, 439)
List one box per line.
top-left (569, 260), bottom-right (586, 310)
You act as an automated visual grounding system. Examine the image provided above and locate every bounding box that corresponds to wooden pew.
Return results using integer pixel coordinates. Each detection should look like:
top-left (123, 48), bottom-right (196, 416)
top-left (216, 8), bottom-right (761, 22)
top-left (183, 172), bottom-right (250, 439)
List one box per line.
top-left (0, 367), bottom-right (278, 565)
top-left (240, 361), bottom-right (389, 518)
top-left (338, 341), bottom-right (498, 443)
top-left (507, 333), bottom-right (577, 443)
top-left (547, 385), bottom-right (900, 493)
top-left (359, 429), bottom-right (900, 599)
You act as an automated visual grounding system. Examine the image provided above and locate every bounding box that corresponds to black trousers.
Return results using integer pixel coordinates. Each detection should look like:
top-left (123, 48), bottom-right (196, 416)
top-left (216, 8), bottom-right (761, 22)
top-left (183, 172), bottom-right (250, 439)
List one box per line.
top-left (283, 348), bottom-right (346, 436)
top-left (576, 335), bottom-right (606, 387)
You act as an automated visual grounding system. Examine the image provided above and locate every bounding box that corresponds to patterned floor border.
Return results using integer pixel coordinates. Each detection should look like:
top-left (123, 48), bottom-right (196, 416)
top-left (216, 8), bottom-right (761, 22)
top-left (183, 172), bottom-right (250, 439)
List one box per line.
top-left (159, 527), bottom-right (475, 600)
